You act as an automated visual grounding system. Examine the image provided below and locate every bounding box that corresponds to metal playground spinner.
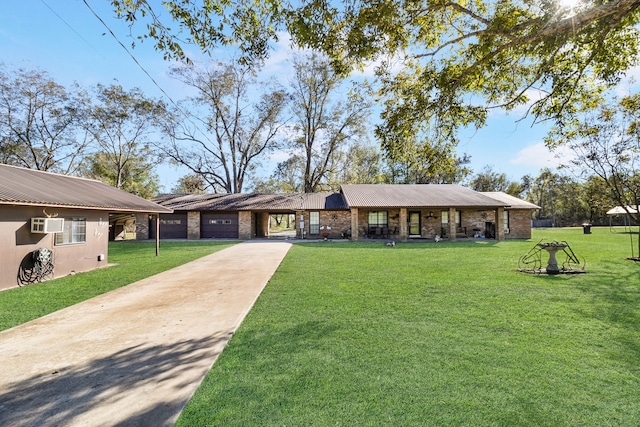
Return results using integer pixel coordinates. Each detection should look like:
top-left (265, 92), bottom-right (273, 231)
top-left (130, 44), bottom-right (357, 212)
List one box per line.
top-left (518, 239), bottom-right (586, 274)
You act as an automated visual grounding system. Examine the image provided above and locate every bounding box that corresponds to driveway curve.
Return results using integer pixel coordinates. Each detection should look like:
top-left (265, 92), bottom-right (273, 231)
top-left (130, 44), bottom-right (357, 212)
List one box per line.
top-left (0, 241), bottom-right (292, 427)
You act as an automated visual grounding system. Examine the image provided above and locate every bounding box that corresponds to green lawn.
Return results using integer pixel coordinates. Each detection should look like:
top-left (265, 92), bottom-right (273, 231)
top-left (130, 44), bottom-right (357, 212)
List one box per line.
top-left (0, 240), bottom-right (235, 331)
top-left (177, 227), bottom-right (640, 426)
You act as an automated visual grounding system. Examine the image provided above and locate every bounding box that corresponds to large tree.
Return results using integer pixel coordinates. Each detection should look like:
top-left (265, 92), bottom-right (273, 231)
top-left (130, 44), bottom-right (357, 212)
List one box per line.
top-left (172, 173), bottom-right (207, 194)
top-left (336, 142), bottom-right (384, 185)
top-left (160, 61), bottom-right (288, 193)
top-left (290, 54), bottom-right (370, 192)
top-left (469, 165), bottom-right (510, 192)
top-left (80, 84), bottom-right (163, 198)
top-left (0, 65), bottom-right (88, 173)
top-left (384, 151), bottom-right (472, 184)
top-left (547, 94), bottom-right (640, 257)
top-left (111, 0), bottom-right (640, 143)
top-left (527, 168), bottom-right (589, 226)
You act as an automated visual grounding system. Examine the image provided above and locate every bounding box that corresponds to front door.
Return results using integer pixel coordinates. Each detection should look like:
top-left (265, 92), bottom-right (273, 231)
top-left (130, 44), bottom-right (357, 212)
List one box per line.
top-left (409, 211), bottom-right (421, 236)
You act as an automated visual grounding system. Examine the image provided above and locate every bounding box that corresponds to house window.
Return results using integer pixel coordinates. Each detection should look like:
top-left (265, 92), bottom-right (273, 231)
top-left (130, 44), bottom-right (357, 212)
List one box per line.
top-left (441, 210), bottom-right (461, 227)
top-left (55, 217), bottom-right (86, 245)
top-left (309, 211), bottom-right (320, 234)
top-left (368, 211), bottom-right (388, 227)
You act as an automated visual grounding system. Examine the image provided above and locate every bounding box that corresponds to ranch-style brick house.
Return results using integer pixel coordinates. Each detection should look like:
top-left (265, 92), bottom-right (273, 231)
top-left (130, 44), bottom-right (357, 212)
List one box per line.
top-left (0, 164), bottom-right (171, 291)
top-left (141, 184), bottom-right (539, 242)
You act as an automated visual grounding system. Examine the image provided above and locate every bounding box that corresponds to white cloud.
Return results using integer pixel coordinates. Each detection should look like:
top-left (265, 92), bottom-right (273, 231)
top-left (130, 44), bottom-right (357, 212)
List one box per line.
top-left (510, 142), bottom-right (574, 168)
top-left (261, 32), bottom-right (311, 82)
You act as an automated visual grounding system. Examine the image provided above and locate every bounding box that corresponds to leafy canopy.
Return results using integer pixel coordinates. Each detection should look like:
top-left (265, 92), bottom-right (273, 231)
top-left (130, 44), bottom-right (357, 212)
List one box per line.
top-left (111, 0), bottom-right (640, 127)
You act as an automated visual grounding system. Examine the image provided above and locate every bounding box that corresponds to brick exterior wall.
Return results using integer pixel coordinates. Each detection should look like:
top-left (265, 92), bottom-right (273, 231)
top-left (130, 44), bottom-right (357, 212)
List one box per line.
top-left (506, 209), bottom-right (533, 239)
top-left (187, 211), bottom-right (200, 240)
top-left (297, 210), bottom-right (351, 239)
top-left (238, 211), bottom-right (252, 239)
top-left (349, 208), bottom-right (527, 241)
top-left (457, 208), bottom-right (530, 240)
top-left (135, 213), bottom-right (150, 240)
top-left (137, 206), bottom-right (533, 241)
top-left (461, 209), bottom-right (495, 238)
top-left (256, 212), bottom-right (270, 237)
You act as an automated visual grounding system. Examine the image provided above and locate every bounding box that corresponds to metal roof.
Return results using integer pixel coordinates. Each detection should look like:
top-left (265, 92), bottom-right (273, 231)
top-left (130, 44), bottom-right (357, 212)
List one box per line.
top-left (341, 184), bottom-right (509, 208)
top-left (481, 192), bottom-right (541, 210)
top-left (152, 186), bottom-right (541, 212)
top-left (0, 164), bottom-right (172, 213)
top-left (153, 192), bottom-right (349, 211)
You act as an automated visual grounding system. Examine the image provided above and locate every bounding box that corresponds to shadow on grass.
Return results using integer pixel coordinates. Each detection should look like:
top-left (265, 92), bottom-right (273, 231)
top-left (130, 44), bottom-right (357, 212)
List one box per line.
top-left (0, 333), bottom-right (229, 427)
top-left (568, 264), bottom-right (640, 366)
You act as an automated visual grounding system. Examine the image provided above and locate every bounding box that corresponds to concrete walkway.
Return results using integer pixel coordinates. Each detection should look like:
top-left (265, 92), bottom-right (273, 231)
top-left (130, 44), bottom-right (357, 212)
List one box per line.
top-left (0, 241), bottom-right (292, 427)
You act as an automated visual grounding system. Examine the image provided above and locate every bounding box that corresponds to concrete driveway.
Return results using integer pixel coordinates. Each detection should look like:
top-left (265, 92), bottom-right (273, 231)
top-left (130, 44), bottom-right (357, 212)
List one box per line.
top-left (0, 241), bottom-right (291, 426)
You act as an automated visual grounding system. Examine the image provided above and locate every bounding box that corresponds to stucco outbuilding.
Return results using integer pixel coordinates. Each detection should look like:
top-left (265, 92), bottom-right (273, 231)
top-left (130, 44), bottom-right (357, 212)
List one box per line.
top-left (0, 164), bottom-right (171, 291)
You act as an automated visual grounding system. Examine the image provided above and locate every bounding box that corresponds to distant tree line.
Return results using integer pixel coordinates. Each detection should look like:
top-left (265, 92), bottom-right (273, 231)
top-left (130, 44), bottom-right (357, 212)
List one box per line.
top-left (1, 61), bottom-right (638, 241)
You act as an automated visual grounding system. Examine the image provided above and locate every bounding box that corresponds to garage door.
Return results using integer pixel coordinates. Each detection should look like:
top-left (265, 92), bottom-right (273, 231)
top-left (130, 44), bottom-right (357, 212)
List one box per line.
top-left (201, 212), bottom-right (239, 238)
top-left (157, 213), bottom-right (188, 239)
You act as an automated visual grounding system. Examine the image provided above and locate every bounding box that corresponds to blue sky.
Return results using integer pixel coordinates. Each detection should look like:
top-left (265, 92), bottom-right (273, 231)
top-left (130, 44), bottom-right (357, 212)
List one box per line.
top-left (2, 0), bottom-right (633, 191)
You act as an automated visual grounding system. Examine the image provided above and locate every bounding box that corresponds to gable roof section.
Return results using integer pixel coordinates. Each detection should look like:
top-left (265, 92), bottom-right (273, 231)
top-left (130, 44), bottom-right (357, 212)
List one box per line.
top-left (341, 184), bottom-right (508, 208)
top-left (154, 192), bottom-right (349, 211)
top-left (481, 192), bottom-right (541, 210)
top-left (0, 164), bottom-right (172, 213)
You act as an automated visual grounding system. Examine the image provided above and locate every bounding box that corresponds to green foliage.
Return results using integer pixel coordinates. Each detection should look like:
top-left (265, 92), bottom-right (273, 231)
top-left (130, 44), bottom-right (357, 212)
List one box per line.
top-left (112, 0), bottom-right (640, 162)
top-left (79, 83), bottom-right (164, 197)
top-left (83, 151), bottom-right (159, 198)
top-left (335, 142), bottom-right (385, 185)
top-left (469, 165), bottom-right (511, 192)
top-left (527, 168), bottom-right (591, 225)
top-left (0, 64), bottom-right (88, 173)
top-left (171, 173), bottom-right (207, 194)
top-left (290, 54), bottom-right (371, 192)
top-left (176, 228), bottom-right (640, 425)
top-left (160, 60), bottom-right (289, 193)
top-left (548, 95), bottom-right (640, 224)
top-left (384, 150), bottom-right (472, 184)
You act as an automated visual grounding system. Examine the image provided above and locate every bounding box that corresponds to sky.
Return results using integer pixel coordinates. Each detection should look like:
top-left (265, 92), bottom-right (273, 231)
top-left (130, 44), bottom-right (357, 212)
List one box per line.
top-left (1, 1), bottom-right (636, 192)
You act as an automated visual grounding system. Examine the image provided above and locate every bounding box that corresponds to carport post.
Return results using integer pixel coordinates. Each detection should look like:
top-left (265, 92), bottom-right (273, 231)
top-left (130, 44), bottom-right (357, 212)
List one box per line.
top-left (155, 214), bottom-right (160, 256)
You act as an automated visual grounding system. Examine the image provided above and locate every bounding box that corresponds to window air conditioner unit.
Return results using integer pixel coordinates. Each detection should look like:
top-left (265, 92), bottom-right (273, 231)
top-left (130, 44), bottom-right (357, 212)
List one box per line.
top-left (31, 217), bottom-right (64, 234)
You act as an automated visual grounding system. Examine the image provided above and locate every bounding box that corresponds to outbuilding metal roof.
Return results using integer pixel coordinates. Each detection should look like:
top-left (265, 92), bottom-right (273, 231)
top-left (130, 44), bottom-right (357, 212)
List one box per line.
top-left (341, 184), bottom-right (509, 208)
top-left (481, 192), bottom-right (541, 210)
top-left (153, 192), bottom-right (349, 211)
top-left (0, 164), bottom-right (172, 213)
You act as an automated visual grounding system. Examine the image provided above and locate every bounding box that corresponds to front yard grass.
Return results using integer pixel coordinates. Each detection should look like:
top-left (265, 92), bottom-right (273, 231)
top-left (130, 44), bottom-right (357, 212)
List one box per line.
top-left (0, 241), bottom-right (235, 331)
top-left (177, 228), bottom-right (640, 426)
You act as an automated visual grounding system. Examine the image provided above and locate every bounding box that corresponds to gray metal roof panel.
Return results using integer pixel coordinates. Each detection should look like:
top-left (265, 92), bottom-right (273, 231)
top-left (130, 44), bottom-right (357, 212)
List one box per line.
top-left (340, 184), bottom-right (508, 208)
top-left (154, 192), bottom-right (349, 211)
top-left (480, 192), bottom-right (541, 210)
top-left (0, 164), bottom-right (172, 213)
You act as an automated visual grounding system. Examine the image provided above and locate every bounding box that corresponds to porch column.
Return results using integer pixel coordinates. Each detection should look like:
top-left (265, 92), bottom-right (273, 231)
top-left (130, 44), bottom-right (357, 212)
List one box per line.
top-left (399, 208), bottom-right (408, 241)
top-left (350, 208), bottom-right (359, 240)
top-left (257, 212), bottom-right (269, 238)
top-left (296, 211), bottom-right (305, 239)
top-left (134, 213), bottom-right (149, 240)
top-left (495, 207), bottom-right (505, 241)
top-left (238, 211), bottom-right (252, 239)
top-left (187, 211), bottom-right (200, 240)
top-left (449, 207), bottom-right (457, 241)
